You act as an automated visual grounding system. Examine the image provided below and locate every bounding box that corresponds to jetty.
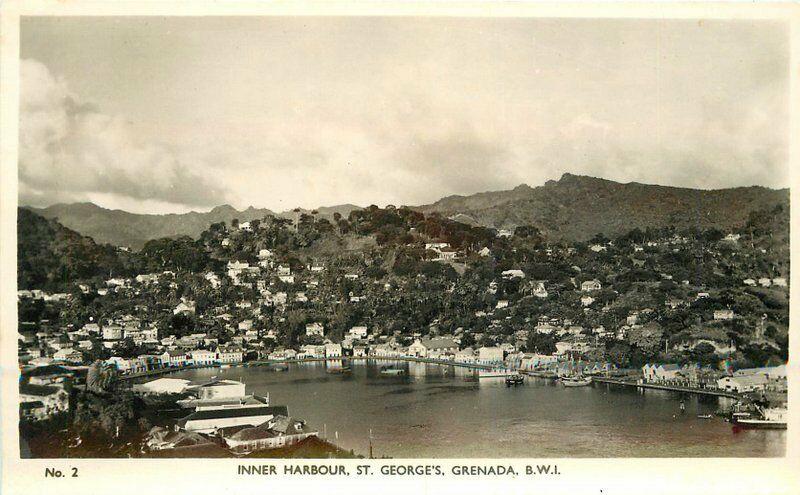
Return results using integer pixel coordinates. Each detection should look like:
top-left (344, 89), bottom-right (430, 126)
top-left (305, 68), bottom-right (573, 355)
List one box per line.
top-left (592, 376), bottom-right (741, 399)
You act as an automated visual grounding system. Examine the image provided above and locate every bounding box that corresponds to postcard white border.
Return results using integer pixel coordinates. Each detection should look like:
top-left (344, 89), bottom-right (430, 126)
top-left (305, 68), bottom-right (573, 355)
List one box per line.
top-left (1, 2), bottom-right (799, 494)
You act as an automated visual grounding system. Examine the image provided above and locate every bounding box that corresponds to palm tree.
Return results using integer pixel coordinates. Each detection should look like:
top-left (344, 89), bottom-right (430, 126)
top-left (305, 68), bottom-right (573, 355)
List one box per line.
top-left (87, 360), bottom-right (118, 393)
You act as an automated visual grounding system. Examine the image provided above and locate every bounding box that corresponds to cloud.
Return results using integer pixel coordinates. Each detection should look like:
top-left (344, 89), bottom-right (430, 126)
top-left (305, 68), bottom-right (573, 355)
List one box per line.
top-left (19, 59), bottom-right (229, 211)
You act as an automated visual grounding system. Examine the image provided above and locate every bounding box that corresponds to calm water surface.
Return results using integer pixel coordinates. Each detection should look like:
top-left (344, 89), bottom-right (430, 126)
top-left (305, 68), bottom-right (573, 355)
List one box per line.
top-left (172, 361), bottom-right (785, 458)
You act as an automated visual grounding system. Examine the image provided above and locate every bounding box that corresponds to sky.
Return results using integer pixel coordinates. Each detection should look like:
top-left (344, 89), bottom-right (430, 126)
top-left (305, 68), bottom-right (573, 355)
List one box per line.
top-left (19, 16), bottom-right (790, 214)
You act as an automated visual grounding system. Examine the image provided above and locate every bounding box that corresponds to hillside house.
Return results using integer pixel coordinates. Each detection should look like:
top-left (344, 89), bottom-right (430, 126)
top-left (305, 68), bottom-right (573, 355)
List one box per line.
top-left (306, 322), bottom-right (325, 337)
top-left (581, 280), bottom-right (602, 291)
top-left (713, 309), bottom-right (735, 321)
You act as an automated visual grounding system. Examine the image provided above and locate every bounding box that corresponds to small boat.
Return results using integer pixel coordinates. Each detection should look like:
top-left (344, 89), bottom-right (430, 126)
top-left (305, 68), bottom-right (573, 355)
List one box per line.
top-left (220, 364), bottom-right (231, 369)
top-left (327, 366), bottom-right (352, 374)
top-left (505, 374), bottom-right (524, 387)
top-left (561, 376), bottom-right (592, 387)
top-left (697, 414), bottom-right (713, 419)
top-left (380, 366), bottom-right (405, 376)
top-left (272, 364), bottom-right (289, 372)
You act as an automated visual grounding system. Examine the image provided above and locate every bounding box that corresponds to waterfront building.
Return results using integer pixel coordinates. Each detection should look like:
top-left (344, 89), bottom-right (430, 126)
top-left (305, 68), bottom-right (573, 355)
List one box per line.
top-left (190, 349), bottom-right (218, 366)
top-left (324, 343), bottom-right (342, 358)
top-left (218, 347), bottom-right (244, 364)
top-left (162, 350), bottom-right (191, 368)
top-left (477, 346), bottom-right (504, 365)
top-left (717, 374), bottom-right (769, 393)
top-left (642, 363), bottom-right (682, 382)
top-left (223, 415), bottom-right (318, 454)
top-left (178, 405), bottom-right (288, 433)
top-left (454, 347), bottom-right (477, 363)
top-left (733, 365), bottom-right (787, 379)
top-left (191, 379), bottom-right (247, 400)
top-left (146, 427), bottom-right (217, 451)
top-left (519, 353), bottom-right (558, 370)
top-left (133, 378), bottom-right (192, 395)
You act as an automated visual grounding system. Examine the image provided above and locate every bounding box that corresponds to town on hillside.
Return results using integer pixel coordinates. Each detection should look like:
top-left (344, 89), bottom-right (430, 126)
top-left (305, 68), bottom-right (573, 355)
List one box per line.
top-left (17, 202), bottom-right (789, 456)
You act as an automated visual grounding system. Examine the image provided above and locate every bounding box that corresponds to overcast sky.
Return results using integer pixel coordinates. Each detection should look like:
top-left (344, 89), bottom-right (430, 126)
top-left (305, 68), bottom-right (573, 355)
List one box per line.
top-left (19, 17), bottom-right (790, 214)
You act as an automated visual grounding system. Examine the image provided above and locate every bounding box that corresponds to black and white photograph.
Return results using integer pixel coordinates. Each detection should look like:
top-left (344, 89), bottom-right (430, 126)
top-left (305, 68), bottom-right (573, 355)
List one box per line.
top-left (1, 2), bottom-right (798, 494)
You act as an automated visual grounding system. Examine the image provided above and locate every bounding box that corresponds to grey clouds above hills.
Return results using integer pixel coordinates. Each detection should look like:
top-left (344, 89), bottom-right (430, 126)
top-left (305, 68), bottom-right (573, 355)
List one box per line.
top-left (19, 18), bottom-right (790, 214)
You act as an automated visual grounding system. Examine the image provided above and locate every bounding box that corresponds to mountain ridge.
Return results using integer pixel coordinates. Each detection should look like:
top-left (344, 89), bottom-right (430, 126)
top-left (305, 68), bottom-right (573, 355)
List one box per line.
top-left (22, 173), bottom-right (789, 248)
top-left (417, 173), bottom-right (789, 241)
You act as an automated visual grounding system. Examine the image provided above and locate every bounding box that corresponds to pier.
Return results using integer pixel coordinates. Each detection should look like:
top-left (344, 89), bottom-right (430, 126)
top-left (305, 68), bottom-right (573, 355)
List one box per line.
top-left (591, 377), bottom-right (741, 399)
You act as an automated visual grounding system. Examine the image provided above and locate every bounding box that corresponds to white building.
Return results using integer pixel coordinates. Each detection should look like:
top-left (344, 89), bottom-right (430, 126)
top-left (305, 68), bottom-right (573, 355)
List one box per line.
top-left (477, 346), bottom-right (504, 364)
top-left (306, 322), bottom-right (325, 337)
top-left (324, 343), bottom-right (342, 358)
top-left (132, 378), bottom-right (191, 395)
top-left (190, 350), bottom-right (218, 366)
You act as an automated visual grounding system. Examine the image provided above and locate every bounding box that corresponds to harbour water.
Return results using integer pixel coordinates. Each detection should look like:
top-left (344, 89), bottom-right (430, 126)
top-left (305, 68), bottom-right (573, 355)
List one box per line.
top-left (171, 360), bottom-right (785, 458)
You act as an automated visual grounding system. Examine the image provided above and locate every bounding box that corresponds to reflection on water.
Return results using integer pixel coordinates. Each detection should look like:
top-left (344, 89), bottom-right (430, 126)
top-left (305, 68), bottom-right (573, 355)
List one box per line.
top-left (172, 360), bottom-right (785, 458)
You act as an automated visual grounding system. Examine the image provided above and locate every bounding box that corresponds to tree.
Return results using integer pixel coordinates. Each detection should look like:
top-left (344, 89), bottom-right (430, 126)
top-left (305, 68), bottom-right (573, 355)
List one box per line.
top-left (525, 332), bottom-right (556, 354)
top-left (86, 360), bottom-right (119, 394)
top-left (627, 322), bottom-right (664, 355)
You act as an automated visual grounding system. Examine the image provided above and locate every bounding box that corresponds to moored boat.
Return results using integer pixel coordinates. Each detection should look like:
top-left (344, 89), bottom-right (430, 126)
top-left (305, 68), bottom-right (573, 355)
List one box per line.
top-left (505, 374), bottom-right (525, 387)
top-left (380, 366), bottom-right (405, 376)
top-left (733, 407), bottom-right (787, 429)
top-left (327, 366), bottom-right (352, 374)
top-left (561, 376), bottom-right (592, 387)
top-left (478, 368), bottom-right (516, 379)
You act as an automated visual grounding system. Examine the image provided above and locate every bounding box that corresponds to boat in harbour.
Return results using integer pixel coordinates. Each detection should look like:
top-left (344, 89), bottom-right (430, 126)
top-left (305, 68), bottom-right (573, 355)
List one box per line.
top-left (733, 406), bottom-right (787, 429)
top-left (478, 368), bottom-right (516, 379)
top-left (505, 374), bottom-right (525, 387)
top-left (327, 366), bottom-right (352, 374)
top-left (560, 375), bottom-right (592, 387)
top-left (380, 366), bottom-right (405, 376)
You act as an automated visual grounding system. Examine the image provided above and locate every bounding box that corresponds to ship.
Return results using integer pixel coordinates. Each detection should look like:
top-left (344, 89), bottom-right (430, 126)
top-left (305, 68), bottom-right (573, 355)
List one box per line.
top-left (733, 406), bottom-right (787, 430)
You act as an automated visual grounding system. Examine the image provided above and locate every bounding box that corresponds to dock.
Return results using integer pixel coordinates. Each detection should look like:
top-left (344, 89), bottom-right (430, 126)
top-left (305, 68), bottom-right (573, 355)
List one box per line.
top-left (592, 376), bottom-right (741, 399)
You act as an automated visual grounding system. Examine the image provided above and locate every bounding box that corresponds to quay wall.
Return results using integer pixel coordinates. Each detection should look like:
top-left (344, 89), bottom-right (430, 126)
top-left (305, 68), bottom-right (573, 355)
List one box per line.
top-left (118, 355), bottom-right (493, 380)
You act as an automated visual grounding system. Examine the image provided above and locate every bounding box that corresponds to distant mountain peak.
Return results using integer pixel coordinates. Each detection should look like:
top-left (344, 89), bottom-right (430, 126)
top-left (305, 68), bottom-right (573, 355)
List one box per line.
top-left (210, 204), bottom-right (238, 214)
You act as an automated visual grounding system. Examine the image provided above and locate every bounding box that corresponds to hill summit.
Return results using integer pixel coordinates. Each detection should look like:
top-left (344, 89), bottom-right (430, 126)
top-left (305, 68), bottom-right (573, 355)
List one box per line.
top-left (418, 173), bottom-right (788, 241)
